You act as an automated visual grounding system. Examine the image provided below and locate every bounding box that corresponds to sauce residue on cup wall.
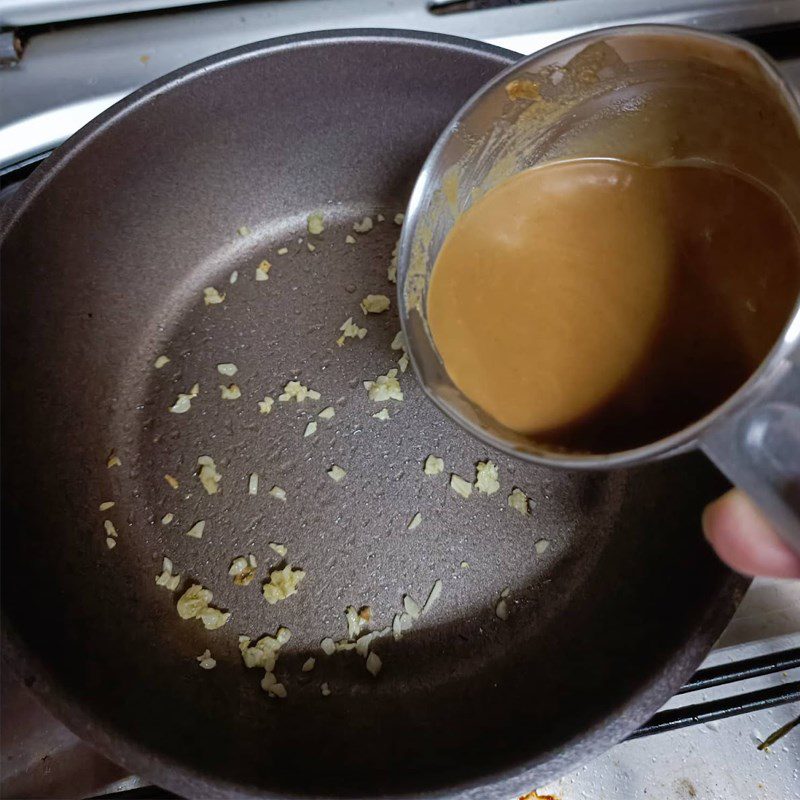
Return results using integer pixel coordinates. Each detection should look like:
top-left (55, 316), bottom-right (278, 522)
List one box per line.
top-left (427, 158), bottom-right (800, 453)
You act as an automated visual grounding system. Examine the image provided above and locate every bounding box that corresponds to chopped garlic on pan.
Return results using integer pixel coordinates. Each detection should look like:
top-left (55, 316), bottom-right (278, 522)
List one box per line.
top-left (99, 501), bottom-right (115, 511)
top-left (320, 637), bottom-right (336, 656)
top-left (199, 607), bottom-right (231, 630)
top-left (398, 353), bottom-right (409, 373)
top-left (495, 589), bottom-right (510, 621)
top-left (239, 627), bottom-right (291, 671)
top-left (321, 682), bottom-right (331, 696)
top-left (177, 584), bottom-right (229, 629)
top-left (203, 287), bottom-right (225, 305)
top-left (390, 331), bottom-right (406, 351)
top-left (269, 542), bottom-right (288, 557)
top-left (345, 235), bottom-right (356, 244)
top-left (229, 270), bottom-right (238, 284)
top-left (262, 564), bottom-right (306, 604)
top-left (164, 474), bottom-right (179, 489)
top-left (307, 212), bottom-right (325, 234)
top-left (107, 452), bottom-right (122, 468)
top-left (372, 408), bottom-right (390, 421)
top-left (353, 216), bottom-right (373, 234)
top-left (327, 465), bottom-right (346, 482)
top-left (277, 246), bottom-right (288, 255)
top-left (154, 355), bottom-right (170, 369)
top-left (219, 384), bottom-right (241, 400)
top-left (258, 396), bottom-right (274, 414)
top-left (197, 649), bottom-right (217, 670)
top-left (217, 363), bottom-right (238, 376)
top-left (161, 513), bottom-right (174, 525)
top-left (388, 241), bottom-right (398, 283)
top-left (304, 421), bottom-right (317, 437)
top-left (302, 657), bottom-right (316, 672)
top-left (364, 369), bottom-right (403, 402)
top-left (360, 294), bottom-right (390, 314)
top-left (535, 539), bottom-right (550, 555)
top-left (248, 472), bottom-right (259, 495)
top-left (318, 406), bottom-right (335, 420)
top-left (403, 594), bottom-right (421, 620)
top-left (366, 652), bottom-right (382, 677)
top-left (337, 316), bottom-right (367, 346)
top-left (307, 242), bottom-right (316, 252)
top-left (278, 380), bottom-right (320, 402)
top-left (508, 488), bottom-right (530, 515)
top-left (229, 553), bottom-right (258, 586)
top-left (268, 486), bottom-right (287, 501)
top-left (237, 226), bottom-right (251, 236)
top-left (424, 455), bottom-right (444, 475)
top-left (475, 460), bottom-right (500, 495)
top-left (104, 519), bottom-right (118, 538)
top-left (407, 513), bottom-right (422, 531)
top-left (155, 556), bottom-right (181, 590)
top-left (450, 474), bottom-right (473, 499)
top-left (377, 213), bottom-right (385, 222)
top-left (197, 456), bottom-right (221, 495)
top-left (394, 213), bottom-right (404, 225)
top-left (256, 259), bottom-right (271, 281)
top-left (422, 579), bottom-right (443, 615)
top-left (105, 537), bottom-right (116, 549)
top-left (169, 383), bottom-right (199, 414)
top-left (185, 520), bottom-right (205, 539)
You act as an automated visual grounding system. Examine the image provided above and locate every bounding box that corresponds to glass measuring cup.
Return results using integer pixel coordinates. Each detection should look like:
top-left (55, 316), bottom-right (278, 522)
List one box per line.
top-left (397, 25), bottom-right (800, 554)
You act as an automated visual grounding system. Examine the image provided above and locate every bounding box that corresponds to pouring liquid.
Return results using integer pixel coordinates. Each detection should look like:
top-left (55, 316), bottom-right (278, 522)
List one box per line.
top-left (427, 158), bottom-right (800, 453)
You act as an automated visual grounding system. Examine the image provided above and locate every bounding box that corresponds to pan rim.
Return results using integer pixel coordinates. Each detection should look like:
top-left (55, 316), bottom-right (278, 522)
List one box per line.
top-left (0, 27), bottom-right (749, 800)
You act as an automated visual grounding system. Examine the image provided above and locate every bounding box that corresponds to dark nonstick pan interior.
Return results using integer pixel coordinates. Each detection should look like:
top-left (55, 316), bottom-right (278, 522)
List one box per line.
top-left (1, 30), bottom-right (746, 799)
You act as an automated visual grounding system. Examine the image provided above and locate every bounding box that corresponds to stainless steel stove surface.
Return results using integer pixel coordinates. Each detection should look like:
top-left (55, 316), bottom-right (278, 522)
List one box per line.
top-left (1, 1), bottom-right (799, 798)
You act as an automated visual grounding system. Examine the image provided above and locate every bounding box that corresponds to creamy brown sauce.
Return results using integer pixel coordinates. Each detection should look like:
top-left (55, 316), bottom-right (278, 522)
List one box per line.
top-left (427, 159), bottom-right (800, 453)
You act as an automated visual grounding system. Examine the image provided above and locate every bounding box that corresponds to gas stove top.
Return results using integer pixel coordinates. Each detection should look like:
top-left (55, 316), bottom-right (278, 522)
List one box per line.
top-left (1, 1), bottom-right (799, 798)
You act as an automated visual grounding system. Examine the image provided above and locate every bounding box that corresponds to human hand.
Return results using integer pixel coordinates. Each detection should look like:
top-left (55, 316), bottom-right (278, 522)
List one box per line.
top-left (702, 489), bottom-right (800, 578)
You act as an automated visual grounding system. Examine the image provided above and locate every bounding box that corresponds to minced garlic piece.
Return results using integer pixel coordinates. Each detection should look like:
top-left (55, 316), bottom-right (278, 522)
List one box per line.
top-left (154, 355), bottom-right (170, 369)
top-left (535, 539), bottom-right (550, 555)
top-left (239, 627), bottom-right (291, 671)
top-left (475, 460), bottom-right (500, 495)
top-left (220, 383), bottom-right (241, 400)
top-left (303, 421), bottom-right (317, 437)
top-left (199, 607), bottom-right (231, 630)
top-left (266, 679), bottom-right (287, 698)
top-left (258, 396), bottom-right (274, 414)
top-left (394, 212), bottom-right (404, 225)
top-left (450, 474), bottom-right (473, 499)
top-left (269, 542), bottom-right (287, 557)
top-left (318, 406), bottom-right (335, 420)
top-left (372, 408), bottom-right (390, 420)
top-left (360, 294), bottom-right (390, 315)
top-left (229, 553), bottom-right (258, 586)
top-left (398, 352), bottom-right (409, 373)
top-left (277, 246), bottom-right (289, 255)
top-left (345, 234), bottom-right (356, 244)
top-left (256, 259), bottom-right (271, 281)
top-left (238, 225), bottom-right (251, 237)
top-left (185, 520), bottom-right (205, 539)
top-left (495, 598), bottom-right (509, 620)
top-left (307, 242), bottom-right (316, 252)
top-left (377, 213), bottom-right (385, 222)
top-left (161, 512), bottom-right (174, 525)
top-left (164, 474), bottom-right (179, 490)
top-left (460, 561), bottom-right (469, 569)
top-left (307, 212), bottom-right (325, 234)
top-left (155, 556), bottom-right (181, 590)
top-left (422, 580), bottom-right (442, 615)
top-left (197, 649), bottom-right (217, 669)
top-left (508, 488), bottom-right (529, 515)
top-left (197, 456), bottom-right (221, 495)
top-left (424, 455), bottom-right (444, 475)
top-left (327, 465), bottom-right (346, 482)
top-left (169, 383), bottom-right (199, 414)
top-left (364, 369), bottom-right (403, 402)
top-left (320, 637), bottom-right (336, 656)
top-left (99, 501), bottom-right (115, 511)
top-left (106, 537), bottom-right (116, 549)
top-left (337, 316), bottom-right (367, 346)
top-left (217, 363), bottom-right (238, 376)
top-left (107, 452), bottom-right (122, 468)
top-left (366, 652), bottom-right (382, 676)
top-left (321, 682), bottom-right (331, 696)
top-left (203, 287), bottom-right (225, 305)
top-left (353, 216), bottom-right (373, 234)
top-left (248, 472), bottom-right (259, 495)
top-left (278, 380), bottom-right (320, 402)
top-left (262, 564), bottom-right (306, 604)
top-left (505, 78), bottom-right (541, 101)
top-left (302, 657), bottom-right (316, 672)
top-left (268, 486), bottom-right (287, 501)
top-left (104, 519), bottom-right (118, 538)
top-left (403, 595), bottom-right (421, 620)
top-left (177, 584), bottom-right (213, 619)
top-left (230, 270), bottom-right (238, 284)
top-left (407, 512), bottom-right (422, 530)
top-left (390, 331), bottom-right (406, 351)
top-left (388, 241), bottom-right (398, 283)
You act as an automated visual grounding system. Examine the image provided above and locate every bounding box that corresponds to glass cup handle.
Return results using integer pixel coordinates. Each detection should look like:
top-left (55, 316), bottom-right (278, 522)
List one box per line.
top-left (700, 358), bottom-right (800, 556)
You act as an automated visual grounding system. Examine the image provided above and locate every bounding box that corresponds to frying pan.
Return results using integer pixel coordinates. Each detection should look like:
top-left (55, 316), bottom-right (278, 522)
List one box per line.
top-left (1, 30), bottom-right (747, 799)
